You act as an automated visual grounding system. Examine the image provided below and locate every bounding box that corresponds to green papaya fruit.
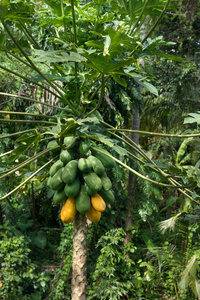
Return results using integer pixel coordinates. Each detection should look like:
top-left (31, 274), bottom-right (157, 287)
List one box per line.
top-left (53, 187), bottom-right (67, 204)
top-left (75, 185), bottom-right (91, 214)
top-left (64, 176), bottom-right (81, 198)
top-left (60, 149), bottom-right (74, 164)
top-left (101, 173), bottom-right (112, 191)
top-left (62, 160), bottom-right (78, 184)
top-left (87, 155), bottom-right (105, 176)
top-left (84, 182), bottom-right (97, 196)
top-left (98, 189), bottom-right (115, 204)
top-left (79, 138), bottom-right (90, 154)
top-left (50, 167), bottom-right (65, 191)
top-left (92, 147), bottom-right (116, 169)
top-left (47, 140), bottom-right (58, 149)
top-left (78, 157), bottom-right (92, 173)
top-left (47, 176), bottom-right (52, 187)
top-left (49, 160), bottom-right (64, 177)
top-left (64, 136), bottom-right (76, 148)
top-left (84, 172), bottom-right (102, 191)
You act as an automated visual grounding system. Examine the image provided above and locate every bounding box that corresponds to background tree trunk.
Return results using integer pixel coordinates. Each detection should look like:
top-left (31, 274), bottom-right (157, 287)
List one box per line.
top-left (123, 111), bottom-right (140, 260)
top-left (0, 204), bottom-right (3, 225)
top-left (71, 213), bottom-right (87, 300)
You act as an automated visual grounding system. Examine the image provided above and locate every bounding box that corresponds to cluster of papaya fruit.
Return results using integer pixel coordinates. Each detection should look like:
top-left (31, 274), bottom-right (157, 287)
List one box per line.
top-left (47, 136), bottom-right (115, 223)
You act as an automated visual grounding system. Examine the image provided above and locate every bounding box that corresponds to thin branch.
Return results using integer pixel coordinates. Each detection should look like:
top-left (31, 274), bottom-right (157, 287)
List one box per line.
top-left (0, 129), bottom-right (35, 140)
top-left (129, 0), bottom-right (149, 35)
top-left (0, 110), bottom-right (56, 120)
top-left (0, 146), bottom-right (60, 180)
top-left (0, 119), bottom-right (57, 125)
top-left (0, 158), bottom-right (54, 201)
top-left (108, 128), bottom-right (200, 138)
top-left (90, 146), bottom-right (191, 189)
top-left (0, 92), bottom-right (72, 113)
top-left (85, 74), bottom-right (105, 117)
top-left (129, 0), bottom-right (171, 57)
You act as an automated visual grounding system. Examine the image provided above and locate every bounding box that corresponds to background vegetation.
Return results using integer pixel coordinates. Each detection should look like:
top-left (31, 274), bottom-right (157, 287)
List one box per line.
top-left (0, 0), bottom-right (200, 299)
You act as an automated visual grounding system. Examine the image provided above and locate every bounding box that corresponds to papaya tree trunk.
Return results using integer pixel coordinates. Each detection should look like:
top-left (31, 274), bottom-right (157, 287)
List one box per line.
top-left (71, 213), bottom-right (87, 300)
top-left (123, 111), bottom-right (140, 260)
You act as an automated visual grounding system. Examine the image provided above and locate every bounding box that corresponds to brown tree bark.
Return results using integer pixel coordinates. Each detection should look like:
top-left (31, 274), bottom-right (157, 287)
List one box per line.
top-left (123, 111), bottom-right (140, 260)
top-left (71, 213), bottom-right (87, 300)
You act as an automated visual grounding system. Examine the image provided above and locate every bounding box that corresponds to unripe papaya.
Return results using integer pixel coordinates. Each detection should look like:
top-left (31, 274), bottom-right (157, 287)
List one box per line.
top-left (78, 158), bottom-right (92, 173)
top-left (50, 168), bottom-right (65, 190)
top-left (91, 194), bottom-right (106, 212)
top-left (53, 188), bottom-right (67, 204)
top-left (60, 149), bottom-right (74, 164)
top-left (62, 160), bottom-right (78, 184)
top-left (98, 189), bottom-right (115, 204)
top-left (61, 197), bottom-right (76, 223)
top-left (75, 185), bottom-right (91, 214)
top-left (79, 138), bottom-right (90, 154)
top-left (84, 182), bottom-right (97, 196)
top-left (87, 155), bottom-right (105, 176)
top-left (86, 205), bottom-right (101, 222)
top-left (92, 147), bottom-right (116, 169)
top-left (64, 136), bottom-right (76, 148)
top-left (49, 160), bottom-right (63, 177)
top-left (47, 176), bottom-right (52, 187)
top-left (83, 172), bottom-right (102, 191)
top-left (101, 173), bottom-right (112, 191)
top-left (64, 176), bottom-right (80, 198)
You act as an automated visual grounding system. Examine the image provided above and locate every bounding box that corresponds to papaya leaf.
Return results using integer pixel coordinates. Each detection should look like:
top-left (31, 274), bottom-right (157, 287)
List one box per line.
top-left (9, 133), bottom-right (40, 162)
top-left (34, 50), bottom-right (87, 63)
top-left (111, 74), bottom-right (127, 87)
top-left (184, 112), bottom-right (200, 125)
top-left (112, 145), bottom-right (127, 157)
top-left (28, 230), bottom-right (47, 249)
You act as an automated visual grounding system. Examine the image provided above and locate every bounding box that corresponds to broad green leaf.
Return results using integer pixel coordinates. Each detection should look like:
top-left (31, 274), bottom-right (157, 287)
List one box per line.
top-left (176, 138), bottom-right (193, 164)
top-left (112, 74), bottom-right (127, 87)
top-left (112, 145), bottom-right (127, 157)
top-left (28, 230), bottom-right (47, 249)
top-left (34, 50), bottom-right (87, 63)
top-left (9, 133), bottom-right (40, 162)
top-left (184, 112), bottom-right (200, 125)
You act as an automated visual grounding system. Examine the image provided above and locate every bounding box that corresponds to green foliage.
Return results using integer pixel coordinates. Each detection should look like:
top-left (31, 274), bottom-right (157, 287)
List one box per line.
top-left (87, 228), bottom-right (136, 299)
top-left (48, 224), bottom-right (73, 300)
top-left (0, 223), bottom-right (50, 300)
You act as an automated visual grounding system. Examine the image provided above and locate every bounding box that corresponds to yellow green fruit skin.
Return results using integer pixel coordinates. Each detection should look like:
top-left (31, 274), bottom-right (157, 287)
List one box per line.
top-left (50, 168), bottom-right (65, 190)
top-left (49, 160), bottom-right (63, 177)
top-left (78, 158), bottom-right (92, 173)
top-left (60, 149), bottom-right (74, 164)
top-left (86, 205), bottom-right (101, 222)
top-left (64, 136), bottom-right (76, 148)
top-left (53, 188), bottom-right (67, 204)
top-left (101, 173), bottom-right (112, 191)
top-left (92, 147), bottom-right (116, 169)
top-left (87, 155), bottom-right (105, 176)
top-left (98, 189), bottom-right (115, 204)
top-left (62, 160), bottom-right (78, 184)
top-left (84, 182), bottom-right (97, 196)
top-left (79, 138), bottom-right (90, 154)
top-left (83, 172), bottom-right (102, 191)
top-left (75, 186), bottom-right (91, 214)
top-left (61, 197), bottom-right (76, 223)
top-left (64, 176), bottom-right (80, 198)
top-left (91, 194), bottom-right (106, 212)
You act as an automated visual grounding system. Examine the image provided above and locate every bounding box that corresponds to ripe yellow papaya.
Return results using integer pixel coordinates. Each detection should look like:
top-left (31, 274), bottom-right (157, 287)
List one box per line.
top-left (91, 194), bottom-right (106, 212)
top-left (60, 197), bottom-right (76, 223)
top-left (86, 205), bottom-right (101, 222)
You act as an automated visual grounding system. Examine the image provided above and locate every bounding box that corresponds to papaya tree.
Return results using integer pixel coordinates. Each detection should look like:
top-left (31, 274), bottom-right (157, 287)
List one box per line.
top-left (1, 0), bottom-right (200, 298)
